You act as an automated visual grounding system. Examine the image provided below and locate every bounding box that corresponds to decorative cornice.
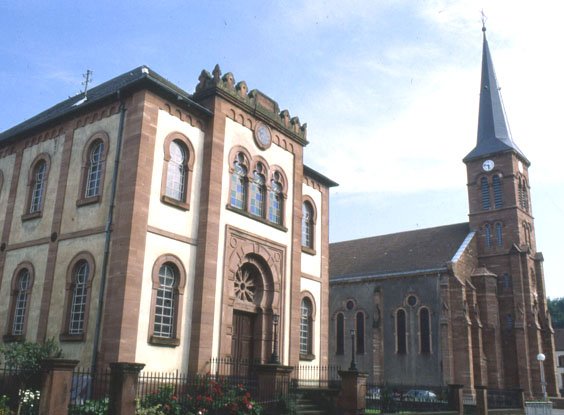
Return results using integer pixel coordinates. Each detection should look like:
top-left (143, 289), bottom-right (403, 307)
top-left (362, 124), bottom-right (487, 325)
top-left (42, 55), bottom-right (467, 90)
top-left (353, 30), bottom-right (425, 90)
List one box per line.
top-left (193, 65), bottom-right (307, 145)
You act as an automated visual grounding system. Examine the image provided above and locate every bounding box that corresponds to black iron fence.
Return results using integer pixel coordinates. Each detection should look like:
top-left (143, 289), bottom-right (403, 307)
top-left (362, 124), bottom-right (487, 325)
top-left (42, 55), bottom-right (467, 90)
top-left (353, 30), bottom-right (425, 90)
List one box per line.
top-left (291, 364), bottom-right (341, 389)
top-left (0, 366), bottom-right (42, 414)
top-left (487, 388), bottom-right (523, 409)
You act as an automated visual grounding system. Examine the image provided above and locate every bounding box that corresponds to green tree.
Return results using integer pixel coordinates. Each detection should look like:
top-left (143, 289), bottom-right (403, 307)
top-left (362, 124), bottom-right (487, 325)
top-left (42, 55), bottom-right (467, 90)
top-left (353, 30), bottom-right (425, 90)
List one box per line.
top-left (0, 338), bottom-right (62, 371)
top-left (547, 297), bottom-right (564, 329)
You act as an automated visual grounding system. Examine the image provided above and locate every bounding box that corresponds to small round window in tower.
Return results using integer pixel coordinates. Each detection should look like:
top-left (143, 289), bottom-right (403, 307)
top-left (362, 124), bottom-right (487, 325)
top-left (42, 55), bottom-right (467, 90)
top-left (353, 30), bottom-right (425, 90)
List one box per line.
top-left (407, 295), bottom-right (417, 307)
top-left (346, 300), bottom-right (355, 310)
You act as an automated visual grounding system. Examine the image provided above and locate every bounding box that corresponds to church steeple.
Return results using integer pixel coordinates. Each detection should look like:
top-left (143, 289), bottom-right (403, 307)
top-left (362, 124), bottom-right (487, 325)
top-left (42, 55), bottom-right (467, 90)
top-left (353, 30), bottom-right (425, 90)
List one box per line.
top-left (464, 26), bottom-right (528, 164)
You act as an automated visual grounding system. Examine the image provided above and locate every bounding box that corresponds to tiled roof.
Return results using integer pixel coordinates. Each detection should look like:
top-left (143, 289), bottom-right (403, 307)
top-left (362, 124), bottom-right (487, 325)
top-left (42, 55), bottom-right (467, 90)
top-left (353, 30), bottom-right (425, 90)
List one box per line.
top-left (330, 222), bottom-right (470, 280)
top-left (0, 66), bottom-right (210, 144)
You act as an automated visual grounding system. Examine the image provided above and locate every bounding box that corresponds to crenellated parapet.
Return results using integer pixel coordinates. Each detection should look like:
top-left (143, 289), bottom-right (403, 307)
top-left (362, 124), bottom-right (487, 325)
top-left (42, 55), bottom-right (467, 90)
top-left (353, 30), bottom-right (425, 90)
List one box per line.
top-left (194, 64), bottom-right (307, 142)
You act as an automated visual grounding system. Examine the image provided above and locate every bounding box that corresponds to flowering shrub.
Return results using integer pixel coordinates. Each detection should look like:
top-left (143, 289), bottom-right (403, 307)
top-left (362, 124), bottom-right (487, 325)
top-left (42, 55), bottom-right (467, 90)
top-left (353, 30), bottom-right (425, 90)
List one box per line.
top-left (18, 389), bottom-right (40, 415)
top-left (0, 395), bottom-right (11, 415)
top-left (68, 398), bottom-right (108, 415)
top-left (137, 377), bottom-right (262, 415)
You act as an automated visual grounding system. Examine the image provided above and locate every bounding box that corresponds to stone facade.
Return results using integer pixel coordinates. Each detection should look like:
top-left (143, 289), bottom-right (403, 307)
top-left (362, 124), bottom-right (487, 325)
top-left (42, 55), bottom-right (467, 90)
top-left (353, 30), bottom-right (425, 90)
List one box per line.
top-left (0, 65), bottom-right (336, 372)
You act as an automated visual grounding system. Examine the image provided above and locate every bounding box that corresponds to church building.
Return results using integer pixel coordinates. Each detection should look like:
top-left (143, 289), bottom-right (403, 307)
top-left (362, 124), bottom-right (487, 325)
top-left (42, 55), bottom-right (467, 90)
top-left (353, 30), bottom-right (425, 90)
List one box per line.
top-left (0, 64), bottom-right (336, 372)
top-left (329, 27), bottom-right (558, 398)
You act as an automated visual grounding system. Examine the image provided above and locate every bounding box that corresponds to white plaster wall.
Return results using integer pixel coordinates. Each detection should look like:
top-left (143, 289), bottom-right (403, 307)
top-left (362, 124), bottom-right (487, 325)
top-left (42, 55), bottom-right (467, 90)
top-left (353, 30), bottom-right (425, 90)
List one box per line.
top-left (212, 118), bottom-right (295, 362)
top-left (146, 110), bottom-right (205, 238)
top-left (45, 234), bottom-right (106, 366)
top-left (135, 232), bottom-right (197, 372)
top-left (300, 277), bottom-right (322, 365)
top-left (301, 183), bottom-right (323, 277)
top-left (0, 154), bottom-right (16, 236)
top-left (0, 244), bottom-right (50, 340)
top-left (60, 115), bottom-right (121, 235)
top-left (10, 136), bottom-right (64, 243)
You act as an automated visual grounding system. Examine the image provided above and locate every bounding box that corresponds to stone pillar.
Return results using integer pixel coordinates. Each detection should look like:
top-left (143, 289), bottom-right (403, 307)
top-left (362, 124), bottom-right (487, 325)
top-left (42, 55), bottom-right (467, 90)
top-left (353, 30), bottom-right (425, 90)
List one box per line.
top-left (338, 370), bottom-right (368, 415)
top-left (448, 384), bottom-right (464, 415)
top-left (475, 385), bottom-right (488, 415)
top-left (39, 358), bottom-right (79, 415)
top-left (255, 364), bottom-right (294, 404)
top-left (108, 362), bottom-right (145, 415)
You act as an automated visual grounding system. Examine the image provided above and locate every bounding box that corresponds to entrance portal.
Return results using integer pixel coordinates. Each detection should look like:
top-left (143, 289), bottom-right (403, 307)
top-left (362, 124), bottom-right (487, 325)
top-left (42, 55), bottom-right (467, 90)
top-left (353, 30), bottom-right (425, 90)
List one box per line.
top-left (231, 310), bottom-right (255, 375)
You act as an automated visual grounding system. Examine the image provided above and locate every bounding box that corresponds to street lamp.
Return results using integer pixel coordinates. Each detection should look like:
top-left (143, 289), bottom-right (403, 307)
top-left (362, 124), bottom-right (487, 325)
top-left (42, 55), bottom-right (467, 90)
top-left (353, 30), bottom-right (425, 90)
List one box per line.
top-left (349, 329), bottom-right (358, 371)
top-left (537, 353), bottom-right (547, 400)
top-left (269, 313), bottom-right (280, 364)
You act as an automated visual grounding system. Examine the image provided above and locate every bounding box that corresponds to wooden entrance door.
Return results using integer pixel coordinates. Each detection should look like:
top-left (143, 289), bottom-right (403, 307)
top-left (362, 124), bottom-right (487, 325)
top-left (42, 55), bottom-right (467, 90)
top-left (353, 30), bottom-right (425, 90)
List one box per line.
top-left (231, 310), bottom-right (255, 375)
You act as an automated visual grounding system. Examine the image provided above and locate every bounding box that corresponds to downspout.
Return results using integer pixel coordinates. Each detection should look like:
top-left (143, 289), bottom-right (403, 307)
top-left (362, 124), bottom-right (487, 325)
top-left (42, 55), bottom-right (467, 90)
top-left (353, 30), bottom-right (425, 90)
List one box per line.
top-left (91, 93), bottom-right (127, 371)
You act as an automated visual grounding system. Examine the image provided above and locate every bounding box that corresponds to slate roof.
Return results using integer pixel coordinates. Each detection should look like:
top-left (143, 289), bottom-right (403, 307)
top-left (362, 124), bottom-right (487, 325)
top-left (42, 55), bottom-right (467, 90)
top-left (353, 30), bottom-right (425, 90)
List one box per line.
top-left (330, 222), bottom-right (471, 280)
top-left (554, 329), bottom-right (564, 351)
top-left (0, 66), bottom-right (211, 144)
top-left (464, 29), bottom-right (528, 164)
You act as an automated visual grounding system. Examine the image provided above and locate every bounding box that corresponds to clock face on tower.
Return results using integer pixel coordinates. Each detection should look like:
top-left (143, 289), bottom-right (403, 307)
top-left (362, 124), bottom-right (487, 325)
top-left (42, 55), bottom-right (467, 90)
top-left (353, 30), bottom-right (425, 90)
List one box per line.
top-left (254, 122), bottom-right (272, 149)
top-left (482, 159), bottom-right (495, 172)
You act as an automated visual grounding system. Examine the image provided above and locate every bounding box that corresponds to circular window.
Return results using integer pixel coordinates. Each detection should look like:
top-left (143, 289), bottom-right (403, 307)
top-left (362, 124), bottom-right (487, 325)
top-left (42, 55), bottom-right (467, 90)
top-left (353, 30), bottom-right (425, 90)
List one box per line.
top-left (407, 295), bottom-right (418, 307)
top-left (346, 300), bottom-right (355, 310)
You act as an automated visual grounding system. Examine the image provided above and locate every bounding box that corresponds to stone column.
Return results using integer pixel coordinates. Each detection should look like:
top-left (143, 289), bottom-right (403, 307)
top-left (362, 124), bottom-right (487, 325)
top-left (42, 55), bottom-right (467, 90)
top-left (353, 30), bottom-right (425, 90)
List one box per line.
top-left (338, 370), bottom-right (368, 415)
top-left (39, 358), bottom-right (79, 415)
top-left (255, 364), bottom-right (294, 405)
top-left (475, 385), bottom-right (488, 415)
top-left (448, 384), bottom-right (464, 415)
top-left (108, 362), bottom-right (145, 415)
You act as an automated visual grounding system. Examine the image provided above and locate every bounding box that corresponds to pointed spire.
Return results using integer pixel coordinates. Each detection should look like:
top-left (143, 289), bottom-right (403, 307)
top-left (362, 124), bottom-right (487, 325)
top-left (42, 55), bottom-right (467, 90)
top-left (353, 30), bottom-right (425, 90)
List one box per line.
top-left (464, 25), bottom-right (528, 163)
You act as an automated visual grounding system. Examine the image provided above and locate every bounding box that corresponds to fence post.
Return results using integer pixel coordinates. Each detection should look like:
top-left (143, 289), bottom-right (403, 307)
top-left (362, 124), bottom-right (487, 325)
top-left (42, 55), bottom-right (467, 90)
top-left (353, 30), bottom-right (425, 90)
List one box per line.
top-left (448, 384), bottom-right (464, 415)
top-left (255, 364), bottom-right (294, 407)
top-left (475, 385), bottom-right (488, 415)
top-left (38, 358), bottom-right (79, 415)
top-left (108, 362), bottom-right (145, 415)
top-left (338, 370), bottom-right (368, 415)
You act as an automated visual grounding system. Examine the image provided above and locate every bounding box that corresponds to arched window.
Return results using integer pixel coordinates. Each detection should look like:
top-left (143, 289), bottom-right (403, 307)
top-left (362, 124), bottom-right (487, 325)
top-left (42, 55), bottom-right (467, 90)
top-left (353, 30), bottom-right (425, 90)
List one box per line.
top-left (268, 171), bottom-right (283, 225)
top-left (165, 141), bottom-right (187, 201)
top-left (6, 264), bottom-right (34, 340)
top-left (249, 163), bottom-right (266, 217)
top-left (481, 177), bottom-right (490, 210)
top-left (161, 134), bottom-right (194, 210)
top-left (61, 254), bottom-right (95, 341)
top-left (69, 261), bottom-right (90, 334)
top-left (12, 269), bottom-right (31, 335)
top-left (495, 222), bottom-right (503, 246)
top-left (300, 298), bottom-right (314, 358)
top-left (505, 314), bottom-right (514, 330)
top-left (419, 307), bottom-right (431, 354)
top-left (356, 312), bottom-right (365, 354)
top-left (85, 141), bottom-right (105, 198)
top-left (502, 273), bottom-right (512, 290)
top-left (149, 255), bottom-right (186, 346)
top-left (493, 175), bottom-right (503, 208)
top-left (522, 179), bottom-right (529, 212)
top-left (336, 313), bottom-right (345, 355)
top-left (302, 201), bottom-right (315, 251)
top-left (28, 158), bottom-right (48, 215)
top-left (485, 224), bottom-right (492, 248)
top-left (154, 263), bottom-right (177, 338)
top-left (396, 309), bottom-right (407, 354)
top-left (230, 153), bottom-right (247, 209)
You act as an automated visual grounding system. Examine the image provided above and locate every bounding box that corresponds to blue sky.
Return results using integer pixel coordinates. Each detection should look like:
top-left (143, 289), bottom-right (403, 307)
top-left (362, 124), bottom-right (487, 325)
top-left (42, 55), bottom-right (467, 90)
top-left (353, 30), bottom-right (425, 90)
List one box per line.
top-left (1, 1), bottom-right (563, 296)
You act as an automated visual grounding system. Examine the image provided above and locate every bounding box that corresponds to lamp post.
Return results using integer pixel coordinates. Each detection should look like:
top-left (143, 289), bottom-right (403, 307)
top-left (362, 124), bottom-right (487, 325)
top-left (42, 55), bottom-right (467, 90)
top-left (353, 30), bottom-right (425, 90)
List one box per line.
top-left (537, 353), bottom-right (547, 400)
top-left (349, 329), bottom-right (358, 371)
top-left (269, 313), bottom-right (280, 364)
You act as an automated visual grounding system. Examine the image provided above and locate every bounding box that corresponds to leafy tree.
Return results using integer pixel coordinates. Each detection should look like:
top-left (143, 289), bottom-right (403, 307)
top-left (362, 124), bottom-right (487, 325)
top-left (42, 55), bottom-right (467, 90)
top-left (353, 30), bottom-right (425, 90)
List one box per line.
top-left (547, 297), bottom-right (564, 329)
top-left (0, 338), bottom-right (62, 371)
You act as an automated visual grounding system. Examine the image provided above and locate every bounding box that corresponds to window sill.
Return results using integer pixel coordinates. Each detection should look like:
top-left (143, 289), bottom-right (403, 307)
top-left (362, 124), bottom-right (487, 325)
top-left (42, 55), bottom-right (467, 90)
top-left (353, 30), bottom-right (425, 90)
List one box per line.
top-left (301, 246), bottom-right (316, 256)
top-left (161, 195), bottom-right (190, 211)
top-left (226, 205), bottom-right (287, 232)
top-left (2, 334), bottom-right (24, 343)
top-left (149, 335), bottom-right (180, 347)
top-left (21, 211), bottom-right (42, 221)
top-left (59, 333), bottom-right (85, 342)
top-left (299, 353), bottom-right (316, 361)
top-left (77, 195), bottom-right (101, 207)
